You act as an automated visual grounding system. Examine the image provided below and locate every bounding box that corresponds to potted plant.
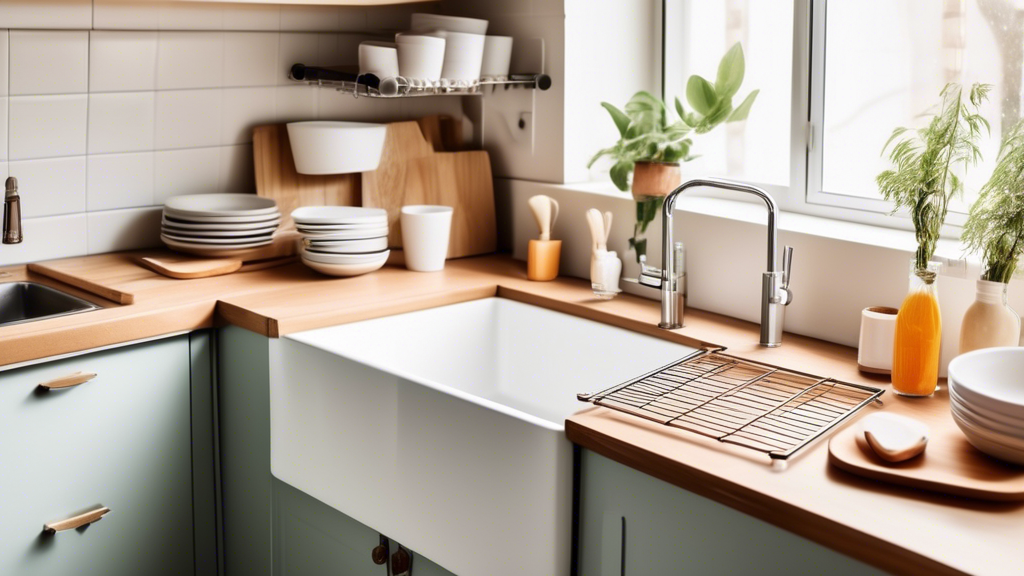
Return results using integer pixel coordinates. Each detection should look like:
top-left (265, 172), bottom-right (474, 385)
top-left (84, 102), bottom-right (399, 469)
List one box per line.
top-left (876, 82), bottom-right (990, 396)
top-left (588, 43), bottom-right (758, 261)
top-left (960, 118), bottom-right (1024, 353)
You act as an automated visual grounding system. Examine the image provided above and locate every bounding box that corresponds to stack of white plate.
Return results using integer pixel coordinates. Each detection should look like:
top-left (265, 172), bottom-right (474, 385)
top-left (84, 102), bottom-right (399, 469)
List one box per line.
top-left (161, 194), bottom-right (281, 255)
top-left (948, 347), bottom-right (1024, 464)
top-left (292, 206), bottom-right (390, 277)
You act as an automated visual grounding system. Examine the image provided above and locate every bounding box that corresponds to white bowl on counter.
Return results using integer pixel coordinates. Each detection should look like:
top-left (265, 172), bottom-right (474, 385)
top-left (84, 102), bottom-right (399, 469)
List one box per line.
top-left (286, 121), bottom-right (387, 175)
top-left (304, 236), bottom-right (389, 254)
top-left (165, 193), bottom-right (278, 218)
top-left (292, 206), bottom-right (388, 226)
top-left (410, 12), bottom-right (488, 35)
top-left (948, 347), bottom-right (1024, 420)
top-left (395, 33), bottom-right (446, 83)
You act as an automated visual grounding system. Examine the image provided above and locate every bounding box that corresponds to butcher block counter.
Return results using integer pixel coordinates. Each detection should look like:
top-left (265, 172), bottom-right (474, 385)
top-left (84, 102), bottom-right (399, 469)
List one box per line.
top-left (1, 250), bottom-right (1019, 575)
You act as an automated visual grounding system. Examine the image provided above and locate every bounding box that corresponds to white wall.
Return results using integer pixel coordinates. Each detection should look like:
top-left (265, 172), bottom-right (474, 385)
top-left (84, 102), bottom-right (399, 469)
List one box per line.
top-left (0, 0), bottom-right (464, 265)
top-left (502, 179), bottom-right (1024, 377)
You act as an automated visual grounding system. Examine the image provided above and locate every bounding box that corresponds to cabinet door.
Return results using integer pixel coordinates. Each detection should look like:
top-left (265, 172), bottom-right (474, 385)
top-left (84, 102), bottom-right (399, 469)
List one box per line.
top-left (578, 450), bottom-right (885, 575)
top-left (0, 336), bottom-right (195, 576)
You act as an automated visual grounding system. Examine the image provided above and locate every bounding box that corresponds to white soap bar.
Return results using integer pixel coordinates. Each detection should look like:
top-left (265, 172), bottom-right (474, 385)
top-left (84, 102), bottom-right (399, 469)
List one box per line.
top-left (862, 412), bottom-right (929, 463)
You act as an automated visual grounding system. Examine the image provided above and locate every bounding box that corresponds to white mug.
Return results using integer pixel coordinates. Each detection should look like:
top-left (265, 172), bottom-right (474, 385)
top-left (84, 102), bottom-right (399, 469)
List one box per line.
top-left (401, 205), bottom-right (453, 272)
top-left (858, 306), bottom-right (899, 374)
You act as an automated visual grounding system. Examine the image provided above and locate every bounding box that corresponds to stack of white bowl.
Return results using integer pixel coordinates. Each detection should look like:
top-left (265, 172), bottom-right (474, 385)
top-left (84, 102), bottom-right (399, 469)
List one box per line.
top-left (293, 206), bottom-right (390, 277)
top-left (948, 347), bottom-right (1024, 464)
top-left (161, 194), bottom-right (281, 256)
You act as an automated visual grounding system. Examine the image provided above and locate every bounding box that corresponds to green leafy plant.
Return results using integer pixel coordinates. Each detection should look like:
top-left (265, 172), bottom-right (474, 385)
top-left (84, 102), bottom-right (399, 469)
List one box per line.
top-left (962, 118), bottom-right (1024, 284)
top-left (588, 43), bottom-right (758, 260)
top-left (877, 82), bottom-right (991, 280)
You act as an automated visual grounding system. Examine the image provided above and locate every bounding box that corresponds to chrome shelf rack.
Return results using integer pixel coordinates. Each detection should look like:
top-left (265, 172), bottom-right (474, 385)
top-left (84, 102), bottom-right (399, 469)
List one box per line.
top-left (289, 63), bottom-right (552, 98)
top-left (578, 348), bottom-right (884, 464)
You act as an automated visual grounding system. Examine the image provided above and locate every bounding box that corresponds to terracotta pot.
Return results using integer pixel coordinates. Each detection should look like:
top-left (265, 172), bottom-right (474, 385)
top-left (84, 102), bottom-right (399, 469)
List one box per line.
top-left (631, 161), bottom-right (681, 200)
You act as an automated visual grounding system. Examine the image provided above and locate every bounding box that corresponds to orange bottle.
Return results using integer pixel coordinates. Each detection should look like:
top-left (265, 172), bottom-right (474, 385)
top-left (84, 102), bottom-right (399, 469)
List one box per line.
top-left (891, 261), bottom-right (942, 396)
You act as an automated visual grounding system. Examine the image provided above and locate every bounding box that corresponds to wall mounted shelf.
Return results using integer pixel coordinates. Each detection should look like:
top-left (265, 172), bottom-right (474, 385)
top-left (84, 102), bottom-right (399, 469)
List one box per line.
top-left (289, 64), bottom-right (552, 98)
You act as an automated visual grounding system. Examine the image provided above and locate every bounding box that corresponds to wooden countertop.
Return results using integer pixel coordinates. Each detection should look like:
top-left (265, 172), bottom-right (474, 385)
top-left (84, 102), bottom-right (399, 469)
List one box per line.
top-left (2, 251), bottom-right (1017, 575)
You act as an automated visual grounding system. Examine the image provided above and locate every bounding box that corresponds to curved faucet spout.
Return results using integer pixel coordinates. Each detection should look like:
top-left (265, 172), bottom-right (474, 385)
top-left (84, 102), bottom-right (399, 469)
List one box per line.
top-left (652, 177), bottom-right (792, 346)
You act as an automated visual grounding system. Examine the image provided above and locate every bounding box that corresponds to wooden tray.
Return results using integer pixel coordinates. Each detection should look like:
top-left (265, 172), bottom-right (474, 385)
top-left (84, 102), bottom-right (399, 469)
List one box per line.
top-left (829, 413), bottom-right (1024, 501)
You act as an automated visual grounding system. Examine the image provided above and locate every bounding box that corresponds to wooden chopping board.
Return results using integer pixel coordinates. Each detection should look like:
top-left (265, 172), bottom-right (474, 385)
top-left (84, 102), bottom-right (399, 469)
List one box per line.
top-left (362, 122), bottom-right (496, 258)
top-left (828, 413), bottom-right (1024, 501)
top-left (253, 124), bottom-right (360, 229)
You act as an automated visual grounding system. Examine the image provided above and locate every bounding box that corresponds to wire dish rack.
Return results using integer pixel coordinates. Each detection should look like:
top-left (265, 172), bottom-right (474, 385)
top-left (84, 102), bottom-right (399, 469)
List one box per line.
top-left (577, 348), bottom-right (884, 464)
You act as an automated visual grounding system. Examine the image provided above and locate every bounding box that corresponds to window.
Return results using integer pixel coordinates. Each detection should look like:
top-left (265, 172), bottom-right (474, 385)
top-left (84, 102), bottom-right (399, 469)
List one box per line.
top-left (664, 0), bottom-right (1020, 233)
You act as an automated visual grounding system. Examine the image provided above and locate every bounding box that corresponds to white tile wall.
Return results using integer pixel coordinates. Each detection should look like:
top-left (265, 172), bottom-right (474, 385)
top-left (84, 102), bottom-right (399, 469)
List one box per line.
top-left (0, 0), bottom-right (458, 265)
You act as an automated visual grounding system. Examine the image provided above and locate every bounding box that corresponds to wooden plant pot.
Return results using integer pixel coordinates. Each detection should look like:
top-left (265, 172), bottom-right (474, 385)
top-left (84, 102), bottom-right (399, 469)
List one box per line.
top-left (631, 161), bottom-right (681, 200)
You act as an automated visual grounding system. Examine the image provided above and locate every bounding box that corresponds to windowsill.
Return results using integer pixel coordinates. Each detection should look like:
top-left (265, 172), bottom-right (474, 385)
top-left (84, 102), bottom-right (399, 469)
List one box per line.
top-left (542, 180), bottom-right (980, 279)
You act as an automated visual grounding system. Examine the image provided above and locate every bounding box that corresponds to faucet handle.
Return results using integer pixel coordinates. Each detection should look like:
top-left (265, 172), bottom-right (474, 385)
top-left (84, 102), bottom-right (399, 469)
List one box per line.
top-left (780, 246), bottom-right (794, 305)
top-left (624, 254), bottom-right (663, 289)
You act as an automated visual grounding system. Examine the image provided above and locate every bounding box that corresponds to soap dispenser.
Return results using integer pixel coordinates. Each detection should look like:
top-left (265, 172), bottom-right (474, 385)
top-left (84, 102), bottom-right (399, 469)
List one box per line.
top-left (527, 195), bottom-right (561, 281)
top-left (586, 209), bottom-right (621, 298)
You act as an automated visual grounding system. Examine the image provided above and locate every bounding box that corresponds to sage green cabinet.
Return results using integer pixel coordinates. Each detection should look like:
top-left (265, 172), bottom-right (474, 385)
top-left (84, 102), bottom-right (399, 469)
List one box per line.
top-left (219, 325), bottom-right (455, 576)
top-left (0, 334), bottom-right (212, 576)
top-left (577, 449), bottom-right (886, 575)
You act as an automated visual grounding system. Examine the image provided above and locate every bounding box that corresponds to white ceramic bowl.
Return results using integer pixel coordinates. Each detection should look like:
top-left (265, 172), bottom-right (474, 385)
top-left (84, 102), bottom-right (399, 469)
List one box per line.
top-left (286, 121), bottom-right (387, 175)
top-left (951, 398), bottom-right (1024, 446)
top-left (948, 347), bottom-right (1024, 420)
top-left (949, 381), bottom-right (1024, 430)
top-left (424, 30), bottom-right (484, 83)
top-left (161, 231), bottom-right (275, 245)
top-left (164, 194), bottom-right (278, 218)
top-left (304, 236), bottom-right (389, 254)
top-left (298, 227), bottom-right (389, 240)
top-left (359, 41), bottom-right (399, 79)
top-left (951, 407), bottom-right (1024, 465)
top-left (410, 13), bottom-right (488, 35)
top-left (300, 246), bottom-right (389, 265)
top-left (163, 211), bottom-right (281, 225)
top-left (162, 224), bottom-right (279, 238)
top-left (301, 255), bottom-right (388, 278)
top-left (480, 35), bottom-right (513, 78)
top-left (291, 206), bottom-right (388, 225)
top-left (395, 33), bottom-right (446, 82)
top-left (162, 235), bottom-right (273, 254)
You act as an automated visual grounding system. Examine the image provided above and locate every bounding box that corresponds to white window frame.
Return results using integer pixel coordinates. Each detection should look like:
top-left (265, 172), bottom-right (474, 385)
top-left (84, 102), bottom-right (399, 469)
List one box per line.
top-left (664, 0), bottom-right (966, 237)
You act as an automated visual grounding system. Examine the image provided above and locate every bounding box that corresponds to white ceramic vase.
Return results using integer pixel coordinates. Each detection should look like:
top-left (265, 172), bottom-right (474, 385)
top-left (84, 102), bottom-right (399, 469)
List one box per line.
top-left (959, 279), bottom-right (1021, 355)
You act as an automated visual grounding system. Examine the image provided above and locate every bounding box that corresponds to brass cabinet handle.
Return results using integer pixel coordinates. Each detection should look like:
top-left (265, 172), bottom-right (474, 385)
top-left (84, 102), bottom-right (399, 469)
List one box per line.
top-left (38, 371), bottom-right (96, 390)
top-left (44, 506), bottom-right (110, 534)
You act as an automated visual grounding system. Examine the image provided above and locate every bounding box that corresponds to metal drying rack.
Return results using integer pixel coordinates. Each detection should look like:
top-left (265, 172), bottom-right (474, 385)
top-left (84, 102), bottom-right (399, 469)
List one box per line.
top-left (578, 348), bottom-right (884, 464)
top-left (289, 64), bottom-right (552, 98)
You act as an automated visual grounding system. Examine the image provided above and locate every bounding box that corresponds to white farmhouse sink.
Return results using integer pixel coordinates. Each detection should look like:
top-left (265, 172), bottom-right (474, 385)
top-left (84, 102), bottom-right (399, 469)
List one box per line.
top-left (270, 297), bottom-right (695, 575)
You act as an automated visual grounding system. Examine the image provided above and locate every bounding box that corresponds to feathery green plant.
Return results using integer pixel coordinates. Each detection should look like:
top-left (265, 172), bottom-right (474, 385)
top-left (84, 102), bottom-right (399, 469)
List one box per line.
top-left (876, 82), bottom-right (991, 281)
top-left (962, 118), bottom-right (1024, 284)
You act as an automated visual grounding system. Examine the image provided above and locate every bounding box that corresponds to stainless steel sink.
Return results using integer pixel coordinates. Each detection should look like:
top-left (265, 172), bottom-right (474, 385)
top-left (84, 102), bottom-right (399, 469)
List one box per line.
top-left (0, 282), bottom-right (100, 327)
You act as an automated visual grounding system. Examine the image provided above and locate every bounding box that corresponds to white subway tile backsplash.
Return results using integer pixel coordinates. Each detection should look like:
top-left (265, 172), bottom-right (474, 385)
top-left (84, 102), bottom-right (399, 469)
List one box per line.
top-left (224, 32), bottom-right (279, 88)
top-left (93, 0), bottom-right (160, 30)
top-left (90, 31), bottom-right (159, 92)
top-left (278, 33), bottom-right (319, 86)
top-left (10, 31), bottom-right (89, 95)
top-left (221, 87), bottom-right (276, 145)
top-left (0, 0), bottom-right (92, 30)
top-left (87, 152), bottom-right (155, 211)
top-left (281, 6), bottom-right (342, 32)
top-left (0, 98), bottom-right (7, 161)
top-left (9, 156), bottom-right (87, 218)
top-left (224, 4), bottom-right (281, 32)
top-left (88, 92), bottom-right (156, 154)
top-left (0, 31), bottom-right (8, 96)
top-left (87, 206), bottom-right (162, 254)
top-left (0, 213), bottom-right (88, 266)
top-left (9, 95), bottom-right (88, 160)
top-left (155, 89), bottom-right (222, 149)
top-left (158, 2), bottom-right (225, 31)
top-left (275, 86), bottom-right (318, 123)
top-left (220, 144), bottom-right (254, 194)
top-left (157, 31), bottom-right (224, 90)
top-left (154, 147), bottom-right (221, 203)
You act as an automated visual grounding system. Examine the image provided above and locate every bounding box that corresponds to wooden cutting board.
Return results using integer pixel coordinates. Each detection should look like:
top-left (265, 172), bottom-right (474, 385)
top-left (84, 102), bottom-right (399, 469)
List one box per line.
top-left (137, 254), bottom-right (297, 280)
top-left (828, 414), bottom-right (1024, 501)
top-left (362, 122), bottom-right (496, 258)
top-left (253, 124), bottom-right (360, 230)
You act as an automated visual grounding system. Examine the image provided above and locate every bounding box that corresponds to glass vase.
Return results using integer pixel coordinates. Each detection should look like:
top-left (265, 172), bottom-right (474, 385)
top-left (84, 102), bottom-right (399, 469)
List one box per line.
top-left (891, 260), bottom-right (942, 397)
top-left (959, 280), bottom-right (1021, 355)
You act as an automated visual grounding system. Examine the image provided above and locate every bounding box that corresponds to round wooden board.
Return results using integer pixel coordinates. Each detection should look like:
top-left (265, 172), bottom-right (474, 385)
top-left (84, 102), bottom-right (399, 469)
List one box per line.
top-left (828, 415), bottom-right (1024, 501)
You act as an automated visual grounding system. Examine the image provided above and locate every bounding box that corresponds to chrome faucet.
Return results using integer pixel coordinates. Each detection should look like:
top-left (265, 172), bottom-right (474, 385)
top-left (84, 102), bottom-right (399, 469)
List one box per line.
top-left (3, 177), bottom-right (22, 245)
top-left (634, 178), bottom-right (794, 347)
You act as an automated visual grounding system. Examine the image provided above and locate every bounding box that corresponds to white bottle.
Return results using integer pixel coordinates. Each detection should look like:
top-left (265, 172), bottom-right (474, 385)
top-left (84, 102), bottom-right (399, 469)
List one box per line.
top-left (959, 279), bottom-right (1021, 355)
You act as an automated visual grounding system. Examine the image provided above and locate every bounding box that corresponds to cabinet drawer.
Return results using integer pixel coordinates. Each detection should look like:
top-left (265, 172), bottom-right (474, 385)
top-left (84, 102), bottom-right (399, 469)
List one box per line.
top-left (0, 337), bottom-right (195, 576)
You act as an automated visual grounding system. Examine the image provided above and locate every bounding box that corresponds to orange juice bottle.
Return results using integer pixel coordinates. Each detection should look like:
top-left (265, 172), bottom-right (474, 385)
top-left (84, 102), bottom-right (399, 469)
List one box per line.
top-left (891, 261), bottom-right (942, 396)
